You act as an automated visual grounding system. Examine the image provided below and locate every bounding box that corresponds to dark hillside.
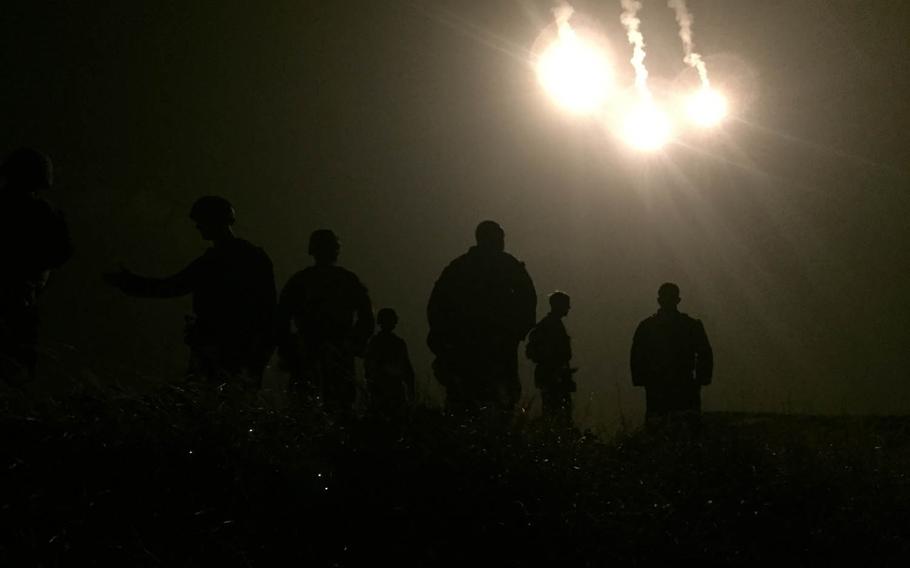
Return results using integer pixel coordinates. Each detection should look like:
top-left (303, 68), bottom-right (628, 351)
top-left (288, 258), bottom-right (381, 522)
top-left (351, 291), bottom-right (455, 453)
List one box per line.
top-left (2, 387), bottom-right (909, 566)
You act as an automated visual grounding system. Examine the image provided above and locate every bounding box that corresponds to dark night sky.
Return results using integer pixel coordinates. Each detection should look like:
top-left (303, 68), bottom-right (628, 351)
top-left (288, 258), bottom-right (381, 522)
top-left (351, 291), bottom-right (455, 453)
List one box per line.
top-left (3, 1), bottom-right (909, 426)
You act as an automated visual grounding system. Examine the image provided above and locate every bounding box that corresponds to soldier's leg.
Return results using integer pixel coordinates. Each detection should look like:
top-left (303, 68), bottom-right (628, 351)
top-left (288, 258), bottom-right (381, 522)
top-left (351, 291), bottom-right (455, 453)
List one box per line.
top-left (321, 350), bottom-right (357, 414)
top-left (287, 355), bottom-right (320, 409)
top-left (644, 386), bottom-right (672, 429)
top-left (488, 342), bottom-right (520, 412)
top-left (541, 388), bottom-right (573, 426)
top-left (504, 342), bottom-right (521, 409)
top-left (558, 389), bottom-right (574, 426)
top-left (0, 304), bottom-right (39, 385)
top-left (540, 388), bottom-right (556, 419)
top-left (186, 349), bottom-right (217, 384)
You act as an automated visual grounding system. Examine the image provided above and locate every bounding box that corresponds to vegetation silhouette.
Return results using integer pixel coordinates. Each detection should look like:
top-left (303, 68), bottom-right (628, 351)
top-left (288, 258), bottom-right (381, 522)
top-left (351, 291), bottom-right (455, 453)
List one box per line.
top-left (2, 385), bottom-right (908, 565)
top-left (104, 196), bottom-right (276, 390)
top-left (0, 148), bottom-right (72, 384)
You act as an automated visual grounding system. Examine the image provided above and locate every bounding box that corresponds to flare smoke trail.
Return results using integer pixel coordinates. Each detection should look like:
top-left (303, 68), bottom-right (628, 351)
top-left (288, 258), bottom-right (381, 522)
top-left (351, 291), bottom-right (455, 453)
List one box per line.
top-left (553, 2), bottom-right (574, 30)
top-left (668, 0), bottom-right (710, 87)
top-left (620, 0), bottom-right (650, 98)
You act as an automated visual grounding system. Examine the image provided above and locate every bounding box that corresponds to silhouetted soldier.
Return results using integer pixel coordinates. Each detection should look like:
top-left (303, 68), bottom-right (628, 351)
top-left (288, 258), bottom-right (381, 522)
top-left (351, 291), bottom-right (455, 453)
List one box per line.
top-left (631, 283), bottom-right (713, 422)
top-left (276, 229), bottom-right (375, 412)
top-left (427, 220), bottom-right (537, 413)
top-left (364, 308), bottom-right (415, 417)
top-left (526, 291), bottom-right (577, 425)
top-left (0, 148), bottom-right (73, 383)
top-left (104, 196), bottom-right (276, 388)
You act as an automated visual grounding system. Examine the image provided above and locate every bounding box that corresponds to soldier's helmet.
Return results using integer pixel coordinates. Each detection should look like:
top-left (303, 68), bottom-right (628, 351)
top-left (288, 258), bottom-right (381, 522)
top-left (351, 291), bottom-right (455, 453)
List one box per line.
top-left (0, 148), bottom-right (53, 192)
top-left (475, 220), bottom-right (505, 251)
top-left (309, 229), bottom-right (341, 262)
top-left (377, 308), bottom-right (398, 329)
top-left (658, 282), bottom-right (681, 308)
top-left (549, 291), bottom-right (571, 312)
top-left (190, 196), bottom-right (236, 227)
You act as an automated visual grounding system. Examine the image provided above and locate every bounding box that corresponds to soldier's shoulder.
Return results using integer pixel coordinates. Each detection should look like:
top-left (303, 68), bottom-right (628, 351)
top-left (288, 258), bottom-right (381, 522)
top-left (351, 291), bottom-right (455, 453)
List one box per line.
top-left (499, 251), bottom-right (527, 269)
top-left (282, 268), bottom-right (312, 288)
top-left (636, 313), bottom-right (660, 329)
top-left (435, 253), bottom-right (472, 281)
top-left (678, 311), bottom-right (704, 324)
top-left (333, 265), bottom-right (365, 285)
top-left (444, 251), bottom-right (472, 270)
top-left (237, 238), bottom-right (273, 263)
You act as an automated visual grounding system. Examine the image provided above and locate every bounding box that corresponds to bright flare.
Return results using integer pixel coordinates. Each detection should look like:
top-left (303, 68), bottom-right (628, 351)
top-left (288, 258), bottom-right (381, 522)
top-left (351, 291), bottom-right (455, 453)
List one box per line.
top-left (536, 31), bottom-right (613, 114)
top-left (686, 88), bottom-right (728, 127)
top-left (621, 102), bottom-right (672, 150)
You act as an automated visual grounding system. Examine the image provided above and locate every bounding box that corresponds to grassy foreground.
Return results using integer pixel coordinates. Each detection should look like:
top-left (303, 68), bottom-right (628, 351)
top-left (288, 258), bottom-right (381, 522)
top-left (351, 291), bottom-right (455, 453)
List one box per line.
top-left (2, 384), bottom-right (909, 566)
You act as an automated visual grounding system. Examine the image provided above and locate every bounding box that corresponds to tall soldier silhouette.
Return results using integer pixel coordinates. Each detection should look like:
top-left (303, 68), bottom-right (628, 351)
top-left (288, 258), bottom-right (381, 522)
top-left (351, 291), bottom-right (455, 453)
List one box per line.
top-left (631, 282), bottom-right (713, 420)
top-left (0, 148), bottom-right (72, 383)
top-left (427, 221), bottom-right (537, 412)
top-left (364, 308), bottom-right (415, 416)
top-left (105, 196), bottom-right (276, 388)
top-left (276, 230), bottom-right (374, 412)
top-left (526, 291), bottom-right (577, 425)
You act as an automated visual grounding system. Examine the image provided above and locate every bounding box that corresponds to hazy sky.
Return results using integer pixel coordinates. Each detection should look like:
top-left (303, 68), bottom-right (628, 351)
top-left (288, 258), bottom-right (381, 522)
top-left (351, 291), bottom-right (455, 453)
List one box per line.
top-left (3, 1), bottom-right (909, 425)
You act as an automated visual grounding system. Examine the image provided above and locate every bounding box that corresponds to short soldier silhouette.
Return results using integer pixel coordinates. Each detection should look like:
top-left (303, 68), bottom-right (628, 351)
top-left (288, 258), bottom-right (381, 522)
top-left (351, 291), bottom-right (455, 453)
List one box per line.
top-left (427, 220), bottom-right (537, 413)
top-left (0, 148), bottom-right (73, 383)
top-left (276, 229), bottom-right (374, 412)
top-left (526, 291), bottom-right (576, 425)
top-left (105, 196), bottom-right (276, 388)
top-left (364, 308), bottom-right (415, 416)
top-left (631, 282), bottom-right (713, 421)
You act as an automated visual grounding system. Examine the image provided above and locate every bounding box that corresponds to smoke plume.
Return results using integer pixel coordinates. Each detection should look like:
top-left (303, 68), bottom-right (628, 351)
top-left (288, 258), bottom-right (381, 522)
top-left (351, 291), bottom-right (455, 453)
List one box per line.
top-left (668, 0), bottom-right (710, 87)
top-left (620, 0), bottom-right (650, 98)
top-left (553, 2), bottom-right (574, 28)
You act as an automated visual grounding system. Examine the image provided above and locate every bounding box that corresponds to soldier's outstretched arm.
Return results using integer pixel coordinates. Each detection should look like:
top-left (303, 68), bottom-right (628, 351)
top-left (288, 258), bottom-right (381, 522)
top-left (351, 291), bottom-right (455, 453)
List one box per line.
top-left (694, 320), bottom-right (714, 385)
top-left (104, 257), bottom-right (201, 298)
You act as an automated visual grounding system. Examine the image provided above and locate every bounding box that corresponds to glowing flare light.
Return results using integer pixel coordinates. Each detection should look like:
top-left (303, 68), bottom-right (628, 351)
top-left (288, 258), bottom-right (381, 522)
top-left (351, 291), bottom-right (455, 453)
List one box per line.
top-left (621, 102), bottom-right (672, 151)
top-left (536, 30), bottom-right (613, 115)
top-left (686, 88), bottom-right (728, 127)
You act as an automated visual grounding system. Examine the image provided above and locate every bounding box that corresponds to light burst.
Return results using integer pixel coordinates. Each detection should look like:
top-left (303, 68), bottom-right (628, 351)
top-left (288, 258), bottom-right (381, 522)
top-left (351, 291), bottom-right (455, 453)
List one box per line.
top-left (686, 88), bottom-right (728, 127)
top-left (535, 8), bottom-right (613, 114)
top-left (621, 102), bottom-right (673, 151)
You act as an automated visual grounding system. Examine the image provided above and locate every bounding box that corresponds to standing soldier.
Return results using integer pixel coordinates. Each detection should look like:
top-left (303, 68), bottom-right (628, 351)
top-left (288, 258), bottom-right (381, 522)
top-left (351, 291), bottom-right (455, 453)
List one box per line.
top-left (526, 291), bottom-right (576, 425)
top-left (105, 196), bottom-right (276, 389)
top-left (0, 148), bottom-right (73, 383)
top-left (364, 308), bottom-right (415, 417)
top-left (276, 229), bottom-right (374, 413)
top-left (427, 220), bottom-right (537, 413)
top-left (630, 282), bottom-right (713, 423)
